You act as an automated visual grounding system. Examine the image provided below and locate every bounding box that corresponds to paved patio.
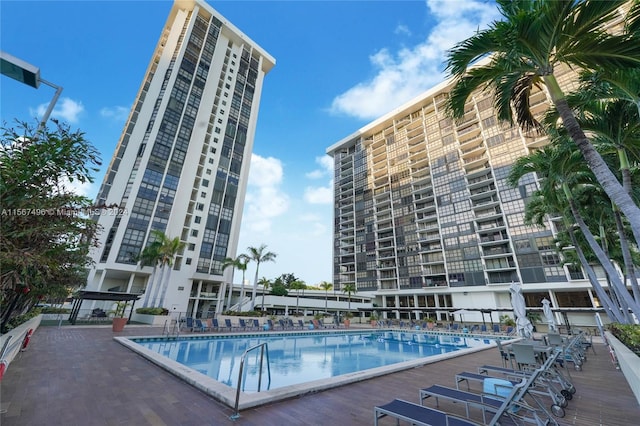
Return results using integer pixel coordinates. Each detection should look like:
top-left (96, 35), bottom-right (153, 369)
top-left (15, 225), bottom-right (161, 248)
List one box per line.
top-left (1, 324), bottom-right (638, 425)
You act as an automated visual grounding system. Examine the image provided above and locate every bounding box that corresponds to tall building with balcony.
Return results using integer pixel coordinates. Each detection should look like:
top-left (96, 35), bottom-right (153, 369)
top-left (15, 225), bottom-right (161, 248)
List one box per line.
top-left (86, 0), bottom-right (275, 317)
top-left (325, 62), bottom-right (609, 324)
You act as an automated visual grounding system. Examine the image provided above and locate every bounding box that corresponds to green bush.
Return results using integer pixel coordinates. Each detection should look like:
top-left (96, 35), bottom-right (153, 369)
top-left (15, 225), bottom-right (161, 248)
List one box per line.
top-left (41, 307), bottom-right (70, 314)
top-left (608, 323), bottom-right (640, 356)
top-left (222, 310), bottom-right (264, 317)
top-left (135, 307), bottom-right (169, 315)
top-left (2, 308), bottom-right (41, 332)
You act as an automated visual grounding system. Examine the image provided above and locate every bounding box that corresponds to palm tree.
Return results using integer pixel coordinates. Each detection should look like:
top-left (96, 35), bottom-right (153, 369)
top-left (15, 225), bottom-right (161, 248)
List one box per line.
top-left (258, 276), bottom-right (271, 312)
top-left (144, 230), bottom-right (185, 308)
top-left (221, 254), bottom-right (248, 312)
top-left (289, 280), bottom-right (306, 316)
top-left (246, 244), bottom-right (277, 310)
top-left (446, 0), bottom-right (640, 245)
top-left (138, 238), bottom-right (162, 308)
top-left (319, 281), bottom-right (333, 314)
top-left (342, 283), bottom-right (356, 316)
top-left (508, 141), bottom-right (640, 321)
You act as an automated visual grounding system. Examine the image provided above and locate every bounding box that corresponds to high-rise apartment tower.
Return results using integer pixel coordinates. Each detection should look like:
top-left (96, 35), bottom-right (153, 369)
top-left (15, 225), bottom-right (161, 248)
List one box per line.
top-left (326, 63), bottom-right (608, 323)
top-left (86, 0), bottom-right (275, 316)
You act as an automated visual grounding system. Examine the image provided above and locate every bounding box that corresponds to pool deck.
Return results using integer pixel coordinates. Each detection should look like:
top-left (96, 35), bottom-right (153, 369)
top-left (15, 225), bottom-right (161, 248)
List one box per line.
top-left (1, 324), bottom-right (638, 425)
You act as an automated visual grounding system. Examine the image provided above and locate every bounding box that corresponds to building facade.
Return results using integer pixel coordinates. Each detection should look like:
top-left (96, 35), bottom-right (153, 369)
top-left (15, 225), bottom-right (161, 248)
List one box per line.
top-left (326, 63), bottom-right (614, 326)
top-left (86, 0), bottom-right (275, 317)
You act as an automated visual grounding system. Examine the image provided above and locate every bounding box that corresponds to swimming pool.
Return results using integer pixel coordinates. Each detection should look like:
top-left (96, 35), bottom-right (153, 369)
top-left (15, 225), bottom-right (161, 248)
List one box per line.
top-left (116, 330), bottom-right (501, 410)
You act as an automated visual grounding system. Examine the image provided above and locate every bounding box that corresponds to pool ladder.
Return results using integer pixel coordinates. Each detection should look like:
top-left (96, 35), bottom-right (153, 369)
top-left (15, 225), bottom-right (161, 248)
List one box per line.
top-left (230, 342), bottom-right (271, 420)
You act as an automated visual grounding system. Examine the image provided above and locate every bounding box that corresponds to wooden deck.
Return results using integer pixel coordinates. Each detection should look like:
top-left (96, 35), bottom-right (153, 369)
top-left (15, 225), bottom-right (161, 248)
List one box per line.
top-left (1, 325), bottom-right (638, 425)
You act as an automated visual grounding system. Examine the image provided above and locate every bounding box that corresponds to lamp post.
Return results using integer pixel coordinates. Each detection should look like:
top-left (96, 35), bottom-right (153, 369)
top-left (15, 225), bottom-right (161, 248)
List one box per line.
top-left (1, 50), bottom-right (63, 133)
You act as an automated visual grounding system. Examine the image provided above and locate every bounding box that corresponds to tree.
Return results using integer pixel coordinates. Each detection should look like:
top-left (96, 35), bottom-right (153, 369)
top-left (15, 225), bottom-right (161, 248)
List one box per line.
top-left (319, 281), bottom-right (333, 313)
top-left (1, 120), bottom-right (101, 330)
top-left (139, 239), bottom-right (163, 308)
top-left (222, 254), bottom-right (248, 312)
top-left (342, 283), bottom-right (356, 315)
top-left (147, 230), bottom-right (186, 308)
top-left (507, 141), bottom-right (640, 322)
top-left (258, 277), bottom-right (271, 312)
top-left (289, 280), bottom-right (306, 316)
top-left (446, 0), bottom-right (640, 246)
top-left (246, 244), bottom-right (277, 310)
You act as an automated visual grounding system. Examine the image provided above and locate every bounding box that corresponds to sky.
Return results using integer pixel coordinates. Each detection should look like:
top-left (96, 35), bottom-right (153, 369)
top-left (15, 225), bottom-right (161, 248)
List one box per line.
top-left (0, 0), bottom-right (500, 286)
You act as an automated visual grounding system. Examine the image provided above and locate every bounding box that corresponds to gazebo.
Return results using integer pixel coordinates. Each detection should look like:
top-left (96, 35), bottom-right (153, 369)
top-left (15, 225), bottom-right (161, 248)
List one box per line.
top-left (68, 290), bottom-right (141, 325)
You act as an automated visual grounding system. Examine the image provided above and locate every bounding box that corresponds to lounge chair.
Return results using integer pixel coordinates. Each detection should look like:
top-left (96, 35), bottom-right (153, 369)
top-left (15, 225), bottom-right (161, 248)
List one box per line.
top-left (193, 318), bottom-right (210, 332)
top-left (480, 324), bottom-right (488, 333)
top-left (419, 384), bottom-right (504, 423)
top-left (374, 399), bottom-right (479, 426)
top-left (297, 319), bottom-right (305, 329)
top-left (238, 319), bottom-right (248, 331)
top-left (455, 371), bottom-right (520, 391)
top-left (492, 324), bottom-right (501, 334)
top-left (253, 319), bottom-right (261, 330)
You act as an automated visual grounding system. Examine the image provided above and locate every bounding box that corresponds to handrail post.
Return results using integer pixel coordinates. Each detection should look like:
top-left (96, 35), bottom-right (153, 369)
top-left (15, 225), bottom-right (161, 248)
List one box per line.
top-left (230, 342), bottom-right (271, 420)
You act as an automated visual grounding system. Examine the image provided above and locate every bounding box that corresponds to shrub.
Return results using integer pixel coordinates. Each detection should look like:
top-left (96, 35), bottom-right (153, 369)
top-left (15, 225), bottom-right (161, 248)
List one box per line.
top-left (135, 307), bottom-right (169, 315)
top-left (41, 307), bottom-right (70, 314)
top-left (2, 308), bottom-right (41, 332)
top-left (608, 323), bottom-right (640, 357)
top-left (222, 310), bottom-right (263, 317)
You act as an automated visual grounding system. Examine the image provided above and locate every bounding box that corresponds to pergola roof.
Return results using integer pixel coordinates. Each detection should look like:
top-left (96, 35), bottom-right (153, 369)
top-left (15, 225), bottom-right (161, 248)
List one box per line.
top-left (73, 290), bottom-right (141, 302)
top-left (68, 291), bottom-right (141, 325)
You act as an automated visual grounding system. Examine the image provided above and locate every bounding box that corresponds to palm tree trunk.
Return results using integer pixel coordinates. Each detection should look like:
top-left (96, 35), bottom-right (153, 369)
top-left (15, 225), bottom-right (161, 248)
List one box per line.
top-left (150, 265), bottom-right (166, 307)
top-left (545, 75), bottom-right (640, 246)
top-left (250, 265), bottom-right (260, 311)
top-left (568, 226), bottom-right (624, 323)
top-left (141, 265), bottom-right (157, 308)
top-left (565, 187), bottom-right (640, 320)
top-left (613, 208), bottom-right (640, 303)
top-left (157, 267), bottom-right (172, 308)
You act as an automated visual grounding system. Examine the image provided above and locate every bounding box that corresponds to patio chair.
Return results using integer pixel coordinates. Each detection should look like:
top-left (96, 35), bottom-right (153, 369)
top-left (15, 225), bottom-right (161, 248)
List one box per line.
top-left (266, 319), bottom-right (277, 330)
top-left (224, 318), bottom-right (235, 331)
top-left (193, 318), bottom-right (210, 332)
top-left (253, 319), bottom-right (261, 330)
top-left (493, 324), bottom-right (501, 334)
top-left (297, 319), bottom-right (305, 329)
top-left (183, 317), bottom-right (194, 332)
top-left (279, 319), bottom-right (287, 330)
top-left (480, 324), bottom-right (488, 333)
top-left (496, 339), bottom-right (516, 369)
top-left (212, 318), bottom-right (221, 331)
top-left (238, 319), bottom-right (248, 331)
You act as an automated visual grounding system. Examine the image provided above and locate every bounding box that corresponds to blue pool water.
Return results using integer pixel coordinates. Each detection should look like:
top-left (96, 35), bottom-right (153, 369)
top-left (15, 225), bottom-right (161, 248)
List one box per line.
top-left (132, 331), bottom-right (495, 392)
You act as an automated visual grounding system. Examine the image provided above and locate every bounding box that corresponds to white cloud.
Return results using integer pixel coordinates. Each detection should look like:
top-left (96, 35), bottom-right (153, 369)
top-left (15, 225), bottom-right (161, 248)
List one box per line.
top-left (304, 185), bottom-right (333, 204)
top-left (395, 24), bottom-right (411, 36)
top-left (100, 106), bottom-right (130, 122)
top-left (241, 154), bottom-right (290, 234)
top-left (57, 175), bottom-right (95, 198)
top-left (33, 97), bottom-right (84, 124)
top-left (305, 155), bottom-right (333, 179)
top-left (329, 0), bottom-right (499, 120)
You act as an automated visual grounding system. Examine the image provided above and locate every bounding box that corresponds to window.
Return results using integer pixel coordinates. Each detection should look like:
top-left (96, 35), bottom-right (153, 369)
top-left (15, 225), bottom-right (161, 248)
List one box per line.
top-left (194, 216), bottom-right (201, 224)
top-left (188, 243), bottom-right (195, 251)
top-left (196, 203), bottom-right (204, 211)
top-left (191, 229), bottom-right (199, 237)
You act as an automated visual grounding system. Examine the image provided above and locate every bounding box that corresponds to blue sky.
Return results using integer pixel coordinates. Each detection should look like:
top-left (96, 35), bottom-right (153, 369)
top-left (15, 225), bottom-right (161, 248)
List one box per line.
top-left (1, 0), bottom-right (499, 286)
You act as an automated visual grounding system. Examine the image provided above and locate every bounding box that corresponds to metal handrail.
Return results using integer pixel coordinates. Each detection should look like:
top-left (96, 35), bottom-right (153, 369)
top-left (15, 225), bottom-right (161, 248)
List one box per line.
top-left (162, 313), bottom-right (181, 338)
top-left (230, 342), bottom-right (271, 420)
